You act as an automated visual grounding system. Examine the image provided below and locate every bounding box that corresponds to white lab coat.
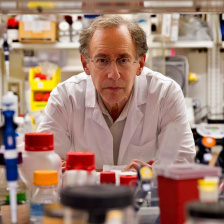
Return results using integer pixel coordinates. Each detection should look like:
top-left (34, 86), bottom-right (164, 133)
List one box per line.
top-left (37, 67), bottom-right (195, 169)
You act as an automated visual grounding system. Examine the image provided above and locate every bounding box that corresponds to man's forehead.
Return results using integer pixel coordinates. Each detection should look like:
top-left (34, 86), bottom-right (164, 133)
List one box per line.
top-left (89, 26), bottom-right (136, 57)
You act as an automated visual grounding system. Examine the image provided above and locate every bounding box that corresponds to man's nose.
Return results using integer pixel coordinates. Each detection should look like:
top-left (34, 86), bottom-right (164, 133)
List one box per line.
top-left (107, 61), bottom-right (120, 80)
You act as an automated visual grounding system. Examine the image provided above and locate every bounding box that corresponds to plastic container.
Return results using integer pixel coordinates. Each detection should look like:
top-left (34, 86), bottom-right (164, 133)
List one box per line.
top-left (0, 152), bottom-right (29, 224)
top-left (100, 171), bottom-right (116, 184)
top-left (120, 175), bottom-right (138, 187)
top-left (29, 66), bottom-right (60, 111)
top-left (186, 201), bottom-right (224, 224)
top-left (30, 170), bottom-right (59, 224)
top-left (198, 178), bottom-right (219, 203)
top-left (156, 163), bottom-right (221, 224)
top-left (62, 151), bottom-right (96, 187)
top-left (2, 91), bottom-right (18, 117)
top-left (60, 185), bottom-right (134, 224)
top-left (21, 133), bottom-right (62, 189)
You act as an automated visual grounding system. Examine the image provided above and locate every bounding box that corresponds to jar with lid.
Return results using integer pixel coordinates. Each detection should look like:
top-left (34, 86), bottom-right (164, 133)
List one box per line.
top-left (62, 151), bottom-right (96, 187)
top-left (100, 171), bottom-right (116, 184)
top-left (60, 185), bottom-right (135, 224)
top-left (185, 201), bottom-right (224, 224)
top-left (30, 170), bottom-right (59, 224)
top-left (21, 133), bottom-right (62, 190)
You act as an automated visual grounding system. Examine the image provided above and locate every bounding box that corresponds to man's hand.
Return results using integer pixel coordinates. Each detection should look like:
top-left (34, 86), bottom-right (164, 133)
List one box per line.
top-left (122, 159), bottom-right (155, 172)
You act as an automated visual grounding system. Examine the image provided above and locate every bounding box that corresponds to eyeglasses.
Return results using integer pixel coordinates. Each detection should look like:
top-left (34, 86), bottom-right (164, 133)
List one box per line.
top-left (86, 56), bottom-right (139, 69)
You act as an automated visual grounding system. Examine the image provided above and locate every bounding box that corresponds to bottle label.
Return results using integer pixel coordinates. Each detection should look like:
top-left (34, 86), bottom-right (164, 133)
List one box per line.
top-left (6, 192), bottom-right (27, 204)
top-left (1, 203), bottom-right (29, 223)
top-left (30, 203), bottom-right (44, 217)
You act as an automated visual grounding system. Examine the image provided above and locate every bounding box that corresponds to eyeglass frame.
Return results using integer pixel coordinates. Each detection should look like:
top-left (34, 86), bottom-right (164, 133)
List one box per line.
top-left (85, 55), bottom-right (140, 69)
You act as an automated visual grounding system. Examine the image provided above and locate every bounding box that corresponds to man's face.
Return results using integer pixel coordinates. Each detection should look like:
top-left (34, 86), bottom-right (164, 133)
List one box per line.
top-left (81, 25), bottom-right (145, 108)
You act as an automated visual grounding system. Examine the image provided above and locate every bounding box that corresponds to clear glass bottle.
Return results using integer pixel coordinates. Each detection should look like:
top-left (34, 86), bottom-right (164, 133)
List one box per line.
top-left (30, 170), bottom-right (59, 224)
top-left (0, 152), bottom-right (29, 224)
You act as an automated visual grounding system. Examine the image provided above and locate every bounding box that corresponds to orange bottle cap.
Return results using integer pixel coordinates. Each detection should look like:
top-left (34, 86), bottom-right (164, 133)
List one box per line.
top-left (33, 170), bottom-right (58, 186)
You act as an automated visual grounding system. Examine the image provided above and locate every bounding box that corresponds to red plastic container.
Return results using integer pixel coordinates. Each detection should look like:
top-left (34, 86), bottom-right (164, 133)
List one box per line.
top-left (156, 164), bottom-right (221, 224)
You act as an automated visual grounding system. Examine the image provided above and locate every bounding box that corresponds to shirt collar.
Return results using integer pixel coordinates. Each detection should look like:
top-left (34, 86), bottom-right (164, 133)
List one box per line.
top-left (97, 91), bottom-right (133, 123)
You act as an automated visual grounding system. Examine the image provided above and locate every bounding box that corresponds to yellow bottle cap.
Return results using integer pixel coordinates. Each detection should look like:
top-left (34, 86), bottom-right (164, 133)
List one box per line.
top-left (33, 170), bottom-right (58, 186)
top-left (189, 72), bottom-right (198, 82)
top-left (198, 179), bottom-right (218, 192)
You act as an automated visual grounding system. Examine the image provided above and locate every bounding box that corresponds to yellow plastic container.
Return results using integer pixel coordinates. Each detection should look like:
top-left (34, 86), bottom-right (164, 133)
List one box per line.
top-left (29, 67), bottom-right (61, 91)
top-left (29, 67), bottom-right (60, 111)
top-left (30, 91), bottom-right (48, 111)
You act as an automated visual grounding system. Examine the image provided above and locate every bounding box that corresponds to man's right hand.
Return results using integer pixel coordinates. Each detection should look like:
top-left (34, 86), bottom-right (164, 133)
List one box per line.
top-left (122, 159), bottom-right (154, 172)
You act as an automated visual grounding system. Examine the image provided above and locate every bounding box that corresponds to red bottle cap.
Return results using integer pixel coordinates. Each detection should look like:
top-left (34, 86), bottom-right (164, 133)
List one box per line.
top-left (7, 18), bottom-right (19, 28)
top-left (43, 92), bottom-right (50, 101)
top-left (25, 133), bottom-right (54, 151)
top-left (40, 74), bottom-right (47, 80)
top-left (100, 171), bottom-right (116, 184)
top-left (35, 93), bottom-right (43, 101)
top-left (120, 175), bottom-right (138, 186)
top-left (66, 151), bottom-right (95, 171)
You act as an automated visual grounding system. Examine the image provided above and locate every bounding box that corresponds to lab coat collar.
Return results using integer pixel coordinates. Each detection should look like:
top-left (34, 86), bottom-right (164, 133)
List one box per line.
top-left (85, 75), bottom-right (97, 108)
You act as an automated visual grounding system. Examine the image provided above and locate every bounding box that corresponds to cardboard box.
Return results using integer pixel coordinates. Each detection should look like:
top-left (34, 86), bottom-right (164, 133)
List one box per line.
top-left (19, 21), bottom-right (57, 43)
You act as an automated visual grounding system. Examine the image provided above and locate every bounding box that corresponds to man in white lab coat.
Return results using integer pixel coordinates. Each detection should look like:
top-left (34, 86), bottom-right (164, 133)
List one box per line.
top-left (37, 15), bottom-right (195, 171)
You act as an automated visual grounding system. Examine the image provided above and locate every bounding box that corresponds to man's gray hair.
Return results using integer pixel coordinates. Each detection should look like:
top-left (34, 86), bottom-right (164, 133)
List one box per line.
top-left (79, 15), bottom-right (148, 58)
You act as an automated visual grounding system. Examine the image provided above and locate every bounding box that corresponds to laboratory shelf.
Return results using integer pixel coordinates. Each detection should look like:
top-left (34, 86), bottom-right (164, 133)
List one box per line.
top-left (9, 42), bottom-right (80, 50)
top-left (24, 65), bottom-right (83, 73)
top-left (150, 41), bottom-right (214, 49)
top-left (1, 41), bottom-right (214, 51)
top-left (1, 0), bottom-right (224, 13)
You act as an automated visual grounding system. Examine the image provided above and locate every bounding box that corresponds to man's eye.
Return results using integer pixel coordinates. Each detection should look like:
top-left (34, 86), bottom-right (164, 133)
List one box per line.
top-left (96, 58), bottom-right (108, 63)
top-left (119, 58), bottom-right (129, 63)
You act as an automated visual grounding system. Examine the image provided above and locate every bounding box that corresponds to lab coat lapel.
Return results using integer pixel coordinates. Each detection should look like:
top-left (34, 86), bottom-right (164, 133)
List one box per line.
top-left (118, 74), bottom-right (148, 165)
top-left (85, 75), bottom-right (110, 130)
top-left (85, 76), bottom-right (113, 164)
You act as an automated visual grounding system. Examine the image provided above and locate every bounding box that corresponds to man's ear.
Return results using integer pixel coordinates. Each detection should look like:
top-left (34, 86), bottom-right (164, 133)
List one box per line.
top-left (81, 55), bottom-right (91, 75)
top-left (136, 54), bottom-right (146, 76)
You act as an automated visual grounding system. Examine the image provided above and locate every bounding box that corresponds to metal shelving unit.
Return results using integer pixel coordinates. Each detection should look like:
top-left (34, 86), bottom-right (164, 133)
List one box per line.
top-left (1, 0), bottom-right (224, 14)
top-left (150, 41), bottom-right (214, 49)
top-left (8, 42), bottom-right (80, 50)
top-left (0, 1), bottom-right (223, 117)
top-left (0, 41), bottom-right (214, 50)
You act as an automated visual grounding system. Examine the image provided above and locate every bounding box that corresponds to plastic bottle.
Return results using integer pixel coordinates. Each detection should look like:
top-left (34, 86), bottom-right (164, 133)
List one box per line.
top-left (100, 171), bottom-right (116, 184)
top-left (72, 15), bottom-right (83, 42)
top-left (58, 20), bottom-right (70, 43)
top-left (20, 133), bottom-right (62, 190)
top-left (30, 170), bottom-right (59, 224)
top-left (2, 91), bottom-right (18, 117)
top-left (62, 151), bottom-right (96, 187)
top-left (120, 175), bottom-right (138, 187)
top-left (7, 17), bottom-right (19, 43)
top-left (24, 114), bottom-right (32, 134)
top-left (0, 152), bottom-right (29, 224)
top-left (198, 178), bottom-right (219, 203)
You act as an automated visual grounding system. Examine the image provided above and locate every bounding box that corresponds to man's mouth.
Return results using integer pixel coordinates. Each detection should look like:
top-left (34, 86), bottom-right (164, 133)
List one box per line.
top-left (106, 87), bottom-right (123, 91)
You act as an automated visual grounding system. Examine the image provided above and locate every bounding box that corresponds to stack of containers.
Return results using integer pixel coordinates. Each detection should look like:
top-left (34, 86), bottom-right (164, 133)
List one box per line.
top-left (20, 133), bottom-right (62, 191)
top-left (62, 151), bottom-right (96, 187)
